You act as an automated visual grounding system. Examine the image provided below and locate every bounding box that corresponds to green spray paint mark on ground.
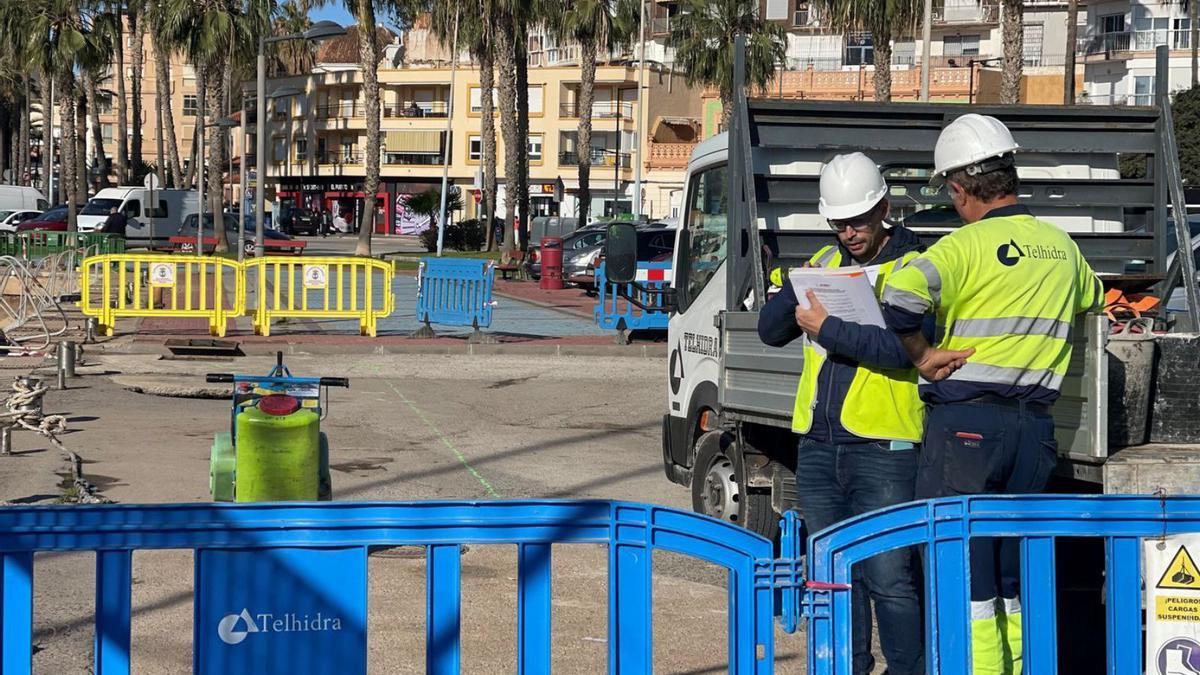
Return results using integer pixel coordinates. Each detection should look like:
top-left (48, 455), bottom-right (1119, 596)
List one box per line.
top-left (384, 380), bottom-right (501, 499)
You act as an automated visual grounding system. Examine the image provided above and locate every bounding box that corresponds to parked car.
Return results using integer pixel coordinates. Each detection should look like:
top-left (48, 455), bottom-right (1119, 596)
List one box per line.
top-left (17, 205), bottom-right (69, 232)
top-left (279, 207), bottom-right (320, 236)
top-left (565, 225), bottom-right (675, 282)
top-left (177, 213), bottom-right (302, 255)
top-left (0, 210), bottom-right (42, 233)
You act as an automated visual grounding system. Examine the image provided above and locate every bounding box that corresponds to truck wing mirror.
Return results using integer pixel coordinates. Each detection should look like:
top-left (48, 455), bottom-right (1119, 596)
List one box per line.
top-left (606, 222), bottom-right (638, 284)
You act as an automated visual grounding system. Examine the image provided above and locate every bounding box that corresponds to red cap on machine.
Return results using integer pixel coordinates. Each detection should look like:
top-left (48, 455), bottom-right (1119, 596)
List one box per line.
top-left (258, 394), bottom-right (300, 416)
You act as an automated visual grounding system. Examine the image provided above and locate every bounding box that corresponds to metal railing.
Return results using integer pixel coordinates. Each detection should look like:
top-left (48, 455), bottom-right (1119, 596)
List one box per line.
top-left (316, 151), bottom-right (363, 165)
top-left (559, 100), bottom-right (636, 119)
top-left (932, 1), bottom-right (999, 24)
top-left (558, 149), bottom-right (632, 169)
top-left (383, 101), bottom-right (450, 118)
top-left (1080, 29), bottom-right (1192, 57)
top-left (315, 103), bottom-right (365, 119)
top-left (384, 152), bottom-right (444, 166)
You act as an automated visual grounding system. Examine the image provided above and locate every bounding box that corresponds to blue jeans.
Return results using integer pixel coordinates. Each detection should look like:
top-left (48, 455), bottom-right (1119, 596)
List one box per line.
top-left (796, 438), bottom-right (924, 675)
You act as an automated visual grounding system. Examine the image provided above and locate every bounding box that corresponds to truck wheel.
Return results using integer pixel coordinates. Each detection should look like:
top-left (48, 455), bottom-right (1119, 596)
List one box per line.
top-left (691, 431), bottom-right (779, 540)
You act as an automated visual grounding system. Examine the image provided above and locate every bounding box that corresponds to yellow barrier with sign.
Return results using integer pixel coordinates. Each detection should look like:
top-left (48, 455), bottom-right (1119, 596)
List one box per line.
top-left (79, 254), bottom-right (244, 337)
top-left (243, 256), bottom-right (395, 337)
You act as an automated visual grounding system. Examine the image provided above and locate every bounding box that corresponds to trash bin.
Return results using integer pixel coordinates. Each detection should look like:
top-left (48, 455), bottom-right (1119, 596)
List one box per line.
top-left (540, 236), bottom-right (563, 290)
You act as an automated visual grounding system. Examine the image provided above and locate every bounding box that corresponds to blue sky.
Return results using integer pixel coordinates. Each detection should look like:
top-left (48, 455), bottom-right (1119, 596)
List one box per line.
top-left (309, 5), bottom-right (356, 27)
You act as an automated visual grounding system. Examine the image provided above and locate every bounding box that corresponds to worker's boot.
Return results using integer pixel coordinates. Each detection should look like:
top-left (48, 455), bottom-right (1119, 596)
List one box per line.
top-left (971, 598), bottom-right (1004, 675)
top-left (997, 596), bottom-right (1023, 675)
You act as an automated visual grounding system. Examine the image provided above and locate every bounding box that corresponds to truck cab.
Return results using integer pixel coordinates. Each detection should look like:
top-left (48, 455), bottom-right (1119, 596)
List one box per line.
top-left (79, 187), bottom-right (199, 247)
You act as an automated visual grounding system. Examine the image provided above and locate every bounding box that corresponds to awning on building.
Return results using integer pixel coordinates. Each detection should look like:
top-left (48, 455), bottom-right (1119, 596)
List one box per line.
top-left (384, 130), bottom-right (442, 153)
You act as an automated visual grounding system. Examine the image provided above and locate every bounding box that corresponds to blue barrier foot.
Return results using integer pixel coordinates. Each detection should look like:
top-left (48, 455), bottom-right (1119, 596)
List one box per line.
top-left (613, 327), bottom-right (629, 346)
top-left (411, 321), bottom-right (436, 339)
top-left (468, 326), bottom-right (497, 345)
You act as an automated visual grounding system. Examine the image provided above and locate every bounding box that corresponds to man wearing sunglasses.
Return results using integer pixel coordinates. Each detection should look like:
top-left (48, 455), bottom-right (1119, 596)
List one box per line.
top-left (757, 152), bottom-right (930, 675)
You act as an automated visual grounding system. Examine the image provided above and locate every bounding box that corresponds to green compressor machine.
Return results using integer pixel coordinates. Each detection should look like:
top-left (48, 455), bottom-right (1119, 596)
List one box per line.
top-left (207, 353), bottom-right (349, 502)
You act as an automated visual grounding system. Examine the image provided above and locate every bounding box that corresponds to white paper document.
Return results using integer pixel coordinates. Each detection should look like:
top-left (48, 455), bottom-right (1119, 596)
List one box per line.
top-left (788, 266), bottom-right (886, 328)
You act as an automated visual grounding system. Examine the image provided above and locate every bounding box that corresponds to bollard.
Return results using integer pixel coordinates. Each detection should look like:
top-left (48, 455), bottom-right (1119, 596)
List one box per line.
top-left (85, 317), bottom-right (98, 344)
top-left (58, 341), bottom-right (76, 379)
top-left (0, 427), bottom-right (10, 455)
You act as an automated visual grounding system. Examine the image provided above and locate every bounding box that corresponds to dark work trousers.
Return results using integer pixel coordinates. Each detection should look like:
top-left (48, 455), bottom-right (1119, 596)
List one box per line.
top-left (917, 400), bottom-right (1058, 606)
top-left (795, 438), bottom-right (925, 675)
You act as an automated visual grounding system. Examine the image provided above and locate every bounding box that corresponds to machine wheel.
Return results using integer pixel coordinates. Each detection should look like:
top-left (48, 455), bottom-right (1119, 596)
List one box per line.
top-left (690, 431), bottom-right (779, 540)
top-left (318, 432), bottom-right (332, 501)
top-left (210, 433), bottom-right (235, 502)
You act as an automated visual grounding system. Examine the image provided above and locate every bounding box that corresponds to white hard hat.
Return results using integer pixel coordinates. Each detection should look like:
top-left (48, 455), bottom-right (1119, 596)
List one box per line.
top-left (818, 152), bottom-right (888, 220)
top-left (932, 113), bottom-right (1020, 184)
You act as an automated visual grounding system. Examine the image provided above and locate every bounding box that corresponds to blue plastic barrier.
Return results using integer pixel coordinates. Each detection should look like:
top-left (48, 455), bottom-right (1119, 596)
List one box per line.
top-left (594, 261), bottom-right (672, 335)
top-left (413, 257), bottom-right (496, 339)
top-left (797, 494), bottom-right (1200, 675)
top-left (0, 500), bottom-right (778, 675)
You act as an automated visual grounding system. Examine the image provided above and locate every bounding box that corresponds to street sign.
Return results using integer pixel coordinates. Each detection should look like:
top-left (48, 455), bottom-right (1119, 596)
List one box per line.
top-left (144, 172), bottom-right (161, 190)
top-left (149, 263), bottom-right (176, 286)
top-left (1146, 536), bottom-right (1200, 674)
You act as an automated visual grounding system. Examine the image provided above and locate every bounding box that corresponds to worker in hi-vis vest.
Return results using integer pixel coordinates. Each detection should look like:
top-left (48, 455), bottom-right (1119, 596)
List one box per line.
top-left (758, 153), bottom-right (931, 675)
top-left (882, 115), bottom-right (1104, 675)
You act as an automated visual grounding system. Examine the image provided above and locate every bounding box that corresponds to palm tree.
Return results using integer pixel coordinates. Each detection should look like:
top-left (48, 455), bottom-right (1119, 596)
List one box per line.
top-left (109, 1), bottom-right (130, 184)
top-left (670, 0), bottom-right (786, 128)
top-left (78, 16), bottom-right (116, 189)
top-left (159, 0), bottom-right (255, 253)
top-left (553, 0), bottom-right (635, 226)
top-left (999, 0), bottom-right (1023, 104)
top-left (128, 0), bottom-right (146, 174)
top-left (814, 0), bottom-right (918, 101)
top-left (146, 0), bottom-right (184, 186)
top-left (272, 0), bottom-right (317, 75)
top-left (492, 1), bottom-right (520, 252)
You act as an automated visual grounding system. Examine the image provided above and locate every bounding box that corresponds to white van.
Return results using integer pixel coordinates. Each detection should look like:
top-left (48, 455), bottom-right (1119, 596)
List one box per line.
top-left (78, 187), bottom-right (199, 247)
top-left (0, 186), bottom-right (49, 212)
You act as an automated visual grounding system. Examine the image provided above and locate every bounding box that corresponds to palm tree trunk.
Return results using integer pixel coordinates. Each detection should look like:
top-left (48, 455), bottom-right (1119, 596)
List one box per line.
top-left (1064, 0), bottom-right (1077, 103)
top-left (207, 64), bottom-right (229, 253)
top-left (577, 40), bottom-right (596, 226)
top-left (1000, 0), bottom-right (1024, 104)
top-left (18, 76), bottom-right (30, 187)
top-left (494, 14), bottom-right (518, 252)
top-left (58, 73), bottom-right (78, 231)
top-left (40, 72), bottom-right (52, 198)
top-left (113, 1), bottom-right (129, 183)
top-left (480, 46), bottom-right (498, 251)
top-left (514, 15), bottom-right (530, 251)
top-left (185, 68), bottom-right (204, 190)
top-left (354, 0), bottom-right (382, 256)
top-left (1191, 0), bottom-right (1198, 87)
top-left (76, 90), bottom-right (87, 202)
top-left (156, 41), bottom-right (184, 187)
top-left (871, 28), bottom-right (892, 102)
top-left (84, 74), bottom-right (109, 189)
top-left (130, 2), bottom-right (146, 171)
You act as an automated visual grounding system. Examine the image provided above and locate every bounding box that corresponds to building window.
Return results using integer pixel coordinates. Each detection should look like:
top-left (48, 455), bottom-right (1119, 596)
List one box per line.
top-left (272, 136), bottom-right (286, 163)
top-left (1133, 7), bottom-right (1171, 50)
top-left (101, 124), bottom-right (113, 142)
top-left (1022, 23), bottom-right (1044, 66)
top-left (294, 137), bottom-right (307, 161)
top-left (793, 2), bottom-right (811, 26)
top-left (844, 33), bottom-right (873, 66)
top-left (1134, 75), bottom-right (1154, 106)
top-left (1175, 18), bottom-right (1191, 49)
top-left (183, 94), bottom-right (198, 117)
top-left (765, 0), bottom-right (788, 21)
top-left (892, 40), bottom-right (916, 66)
top-left (943, 34), bottom-right (981, 57)
top-left (96, 94), bottom-right (114, 115)
top-left (468, 135), bottom-right (482, 162)
top-left (1101, 14), bottom-right (1125, 34)
top-left (527, 135), bottom-right (543, 163)
top-left (527, 86), bottom-right (544, 115)
top-left (469, 87), bottom-right (499, 114)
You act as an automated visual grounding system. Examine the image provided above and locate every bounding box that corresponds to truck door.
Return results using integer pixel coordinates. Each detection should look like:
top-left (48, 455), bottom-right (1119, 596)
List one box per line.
top-left (665, 163), bottom-right (728, 470)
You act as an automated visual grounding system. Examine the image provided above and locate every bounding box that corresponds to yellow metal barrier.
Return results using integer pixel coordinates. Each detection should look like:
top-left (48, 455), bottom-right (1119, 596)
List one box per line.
top-left (79, 254), bottom-right (244, 337)
top-left (243, 256), bottom-right (395, 337)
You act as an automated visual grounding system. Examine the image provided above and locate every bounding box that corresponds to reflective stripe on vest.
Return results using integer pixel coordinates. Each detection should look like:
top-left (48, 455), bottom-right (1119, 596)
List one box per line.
top-left (792, 246), bottom-right (924, 442)
top-left (883, 213), bottom-right (1102, 395)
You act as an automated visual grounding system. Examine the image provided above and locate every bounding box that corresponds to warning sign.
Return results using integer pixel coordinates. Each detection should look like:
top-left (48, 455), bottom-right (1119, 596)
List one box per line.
top-left (303, 265), bottom-right (328, 289)
top-left (1147, 537), bottom-right (1200, 674)
top-left (1159, 546), bottom-right (1200, 590)
top-left (149, 263), bottom-right (175, 287)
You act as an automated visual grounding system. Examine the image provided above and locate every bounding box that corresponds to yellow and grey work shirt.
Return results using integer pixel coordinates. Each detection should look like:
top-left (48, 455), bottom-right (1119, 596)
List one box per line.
top-left (881, 204), bottom-right (1103, 404)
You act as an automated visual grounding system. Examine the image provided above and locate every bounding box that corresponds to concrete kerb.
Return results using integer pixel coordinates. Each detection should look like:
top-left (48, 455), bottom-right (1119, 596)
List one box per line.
top-left (86, 337), bottom-right (668, 358)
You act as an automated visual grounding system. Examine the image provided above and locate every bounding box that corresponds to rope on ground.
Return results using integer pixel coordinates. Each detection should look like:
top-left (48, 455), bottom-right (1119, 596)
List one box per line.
top-left (1, 376), bottom-right (109, 504)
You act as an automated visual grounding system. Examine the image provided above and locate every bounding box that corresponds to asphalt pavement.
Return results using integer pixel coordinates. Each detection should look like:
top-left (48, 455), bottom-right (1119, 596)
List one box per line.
top-left (1, 352), bottom-right (808, 673)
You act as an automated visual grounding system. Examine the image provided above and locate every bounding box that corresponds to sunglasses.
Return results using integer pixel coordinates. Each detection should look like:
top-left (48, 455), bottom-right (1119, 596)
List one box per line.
top-left (827, 216), bottom-right (876, 232)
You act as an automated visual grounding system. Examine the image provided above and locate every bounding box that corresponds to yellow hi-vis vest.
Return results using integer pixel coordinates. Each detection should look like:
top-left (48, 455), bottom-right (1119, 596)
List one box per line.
top-left (781, 246), bottom-right (925, 442)
top-left (882, 212), bottom-right (1103, 397)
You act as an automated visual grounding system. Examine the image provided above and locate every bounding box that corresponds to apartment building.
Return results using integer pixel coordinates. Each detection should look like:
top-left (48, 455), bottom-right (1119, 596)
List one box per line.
top-left (1078, 0), bottom-right (1195, 105)
top-left (652, 0), bottom-right (1076, 109)
top-left (253, 25), bottom-right (701, 233)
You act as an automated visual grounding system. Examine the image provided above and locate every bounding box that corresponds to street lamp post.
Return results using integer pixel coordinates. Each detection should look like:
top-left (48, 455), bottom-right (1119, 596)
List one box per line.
top-left (256, 21), bottom-right (345, 259)
top-left (953, 57), bottom-right (1003, 105)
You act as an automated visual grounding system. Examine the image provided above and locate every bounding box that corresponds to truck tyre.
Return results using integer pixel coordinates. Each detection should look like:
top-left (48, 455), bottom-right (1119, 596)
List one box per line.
top-left (691, 430), bottom-right (779, 540)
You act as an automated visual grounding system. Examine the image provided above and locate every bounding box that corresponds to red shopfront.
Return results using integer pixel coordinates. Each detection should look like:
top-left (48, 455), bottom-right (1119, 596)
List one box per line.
top-left (278, 178), bottom-right (439, 235)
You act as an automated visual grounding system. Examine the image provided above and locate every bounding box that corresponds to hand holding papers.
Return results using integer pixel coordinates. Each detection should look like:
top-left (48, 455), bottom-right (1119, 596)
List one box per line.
top-left (788, 266), bottom-right (885, 328)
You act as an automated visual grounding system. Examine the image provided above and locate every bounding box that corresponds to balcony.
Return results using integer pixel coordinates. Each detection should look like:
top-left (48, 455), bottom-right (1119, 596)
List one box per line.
top-left (1079, 28), bottom-right (1191, 60)
top-left (559, 149), bottom-right (632, 169)
top-left (559, 100), bottom-right (636, 119)
top-left (932, 2), bottom-right (999, 25)
top-left (647, 142), bottom-right (696, 170)
top-left (650, 16), bottom-right (671, 36)
top-left (316, 103), bottom-right (365, 120)
top-left (383, 101), bottom-right (450, 119)
top-left (316, 151), bottom-right (362, 166)
top-left (384, 152), bottom-right (444, 166)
